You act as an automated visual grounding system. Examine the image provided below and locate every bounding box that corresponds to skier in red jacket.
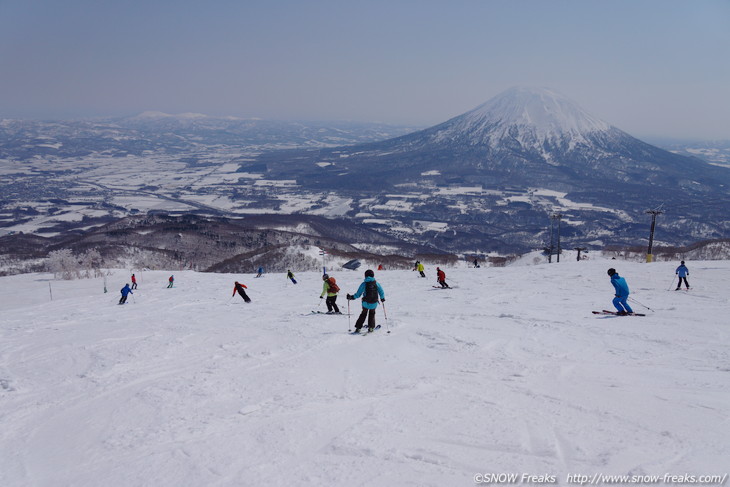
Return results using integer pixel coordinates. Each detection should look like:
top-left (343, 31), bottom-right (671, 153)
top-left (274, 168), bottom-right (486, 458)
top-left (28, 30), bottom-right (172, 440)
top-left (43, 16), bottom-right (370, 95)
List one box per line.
top-left (436, 267), bottom-right (450, 288)
top-left (232, 281), bottom-right (251, 303)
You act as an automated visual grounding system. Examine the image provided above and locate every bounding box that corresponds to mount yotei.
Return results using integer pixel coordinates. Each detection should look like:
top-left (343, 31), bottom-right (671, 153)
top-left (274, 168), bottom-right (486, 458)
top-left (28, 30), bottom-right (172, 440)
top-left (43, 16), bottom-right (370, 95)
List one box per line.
top-left (256, 87), bottom-right (729, 250)
top-left (1, 87), bottom-right (728, 257)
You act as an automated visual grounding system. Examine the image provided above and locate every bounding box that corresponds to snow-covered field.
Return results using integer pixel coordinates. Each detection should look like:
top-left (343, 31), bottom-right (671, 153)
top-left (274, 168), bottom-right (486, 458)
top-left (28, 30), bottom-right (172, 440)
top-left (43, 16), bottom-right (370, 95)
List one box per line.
top-left (1, 257), bottom-right (728, 486)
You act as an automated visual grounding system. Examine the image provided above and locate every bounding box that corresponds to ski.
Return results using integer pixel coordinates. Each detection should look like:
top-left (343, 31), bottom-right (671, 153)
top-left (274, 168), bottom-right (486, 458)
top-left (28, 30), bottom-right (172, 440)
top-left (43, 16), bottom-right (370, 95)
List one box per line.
top-left (431, 286), bottom-right (455, 289)
top-left (350, 325), bottom-right (381, 335)
top-left (308, 311), bottom-right (343, 315)
top-left (592, 310), bottom-right (646, 317)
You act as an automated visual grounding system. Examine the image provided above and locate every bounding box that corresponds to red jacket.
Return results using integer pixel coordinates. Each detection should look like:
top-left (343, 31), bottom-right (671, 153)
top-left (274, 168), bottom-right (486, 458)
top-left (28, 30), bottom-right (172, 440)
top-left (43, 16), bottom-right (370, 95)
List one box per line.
top-left (437, 269), bottom-right (446, 281)
top-left (233, 282), bottom-right (248, 296)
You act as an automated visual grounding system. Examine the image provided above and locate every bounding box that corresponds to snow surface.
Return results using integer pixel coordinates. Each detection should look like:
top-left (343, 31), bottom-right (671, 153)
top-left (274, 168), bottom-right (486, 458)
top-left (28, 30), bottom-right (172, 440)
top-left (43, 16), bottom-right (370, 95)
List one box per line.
top-left (434, 87), bottom-right (616, 155)
top-left (465, 87), bottom-right (611, 138)
top-left (1, 257), bottom-right (728, 486)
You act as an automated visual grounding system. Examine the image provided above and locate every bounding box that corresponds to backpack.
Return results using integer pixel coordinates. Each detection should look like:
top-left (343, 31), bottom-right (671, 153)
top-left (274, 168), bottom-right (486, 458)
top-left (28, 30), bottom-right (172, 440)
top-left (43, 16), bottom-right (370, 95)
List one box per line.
top-left (363, 280), bottom-right (379, 304)
top-left (327, 277), bottom-right (340, 294)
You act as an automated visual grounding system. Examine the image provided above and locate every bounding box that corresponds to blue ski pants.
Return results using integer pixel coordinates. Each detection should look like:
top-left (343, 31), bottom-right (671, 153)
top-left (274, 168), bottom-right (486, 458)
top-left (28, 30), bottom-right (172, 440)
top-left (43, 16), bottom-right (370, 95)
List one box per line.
top-left (613, 296), bottom-right (633, 313)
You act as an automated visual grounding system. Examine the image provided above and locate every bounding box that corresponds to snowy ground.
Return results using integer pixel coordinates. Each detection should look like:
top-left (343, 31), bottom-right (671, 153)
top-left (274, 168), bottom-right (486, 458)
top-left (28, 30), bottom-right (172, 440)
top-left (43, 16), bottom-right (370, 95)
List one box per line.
top-left (1, 258), bottom-right (728, 486)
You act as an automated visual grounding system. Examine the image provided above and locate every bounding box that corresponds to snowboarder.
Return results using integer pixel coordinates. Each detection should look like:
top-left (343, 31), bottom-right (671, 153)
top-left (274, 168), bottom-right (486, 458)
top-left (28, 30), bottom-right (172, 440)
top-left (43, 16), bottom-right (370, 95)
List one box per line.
top-left (167, 275), bottom-right (174, 288)
top-left (675, 261), bottom-right (690, 290)
top-left (256, 266), bottom-right (264, 278)
top-left (119, 283), bottom-right (133, 304)
top-left (346, 269), bottom-right (385, 333)
top-left (232, 281), bottom-right (251, 303)
top-left (319, 274), bottom-right (341, 314)
top-left (131, 273), bottom-right (138, 290)
top-left (436, 266), bottom-right (450, 288)
top-left (287, 270), bottom-right (297, 284)
top-left (607, 268), bottom-right (633, 315)
top-left (416, 261), bottom-right (426, 278)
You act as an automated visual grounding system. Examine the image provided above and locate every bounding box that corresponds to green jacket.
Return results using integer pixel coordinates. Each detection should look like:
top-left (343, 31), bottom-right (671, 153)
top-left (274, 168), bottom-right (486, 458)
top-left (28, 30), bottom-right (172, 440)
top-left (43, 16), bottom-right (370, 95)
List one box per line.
top-left (321, 280), bottom-right (337, 297)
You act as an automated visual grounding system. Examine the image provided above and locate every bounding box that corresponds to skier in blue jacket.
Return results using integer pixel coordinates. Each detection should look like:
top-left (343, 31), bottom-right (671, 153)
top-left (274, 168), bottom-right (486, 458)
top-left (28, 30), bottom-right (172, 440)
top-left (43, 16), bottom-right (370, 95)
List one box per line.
top-left (346, 269), bottom-right (385, 333)
top-left (675, 261), bottom-right (690, 290)
top-left (119, 283), bottom-right (133, 305)
top-left (607, 268), bottom-right (633, 315)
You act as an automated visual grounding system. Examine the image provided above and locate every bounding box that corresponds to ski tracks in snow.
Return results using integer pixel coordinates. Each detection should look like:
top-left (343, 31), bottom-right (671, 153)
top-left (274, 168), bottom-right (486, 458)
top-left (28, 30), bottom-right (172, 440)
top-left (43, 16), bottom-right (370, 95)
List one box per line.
top-left (1, 263), bottom-right (729, 485)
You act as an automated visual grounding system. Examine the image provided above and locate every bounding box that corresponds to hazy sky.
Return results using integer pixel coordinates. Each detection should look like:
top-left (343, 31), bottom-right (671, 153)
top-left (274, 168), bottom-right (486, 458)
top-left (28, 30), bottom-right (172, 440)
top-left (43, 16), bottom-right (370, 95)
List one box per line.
top-left (1, 0), bottom-right (729, 139)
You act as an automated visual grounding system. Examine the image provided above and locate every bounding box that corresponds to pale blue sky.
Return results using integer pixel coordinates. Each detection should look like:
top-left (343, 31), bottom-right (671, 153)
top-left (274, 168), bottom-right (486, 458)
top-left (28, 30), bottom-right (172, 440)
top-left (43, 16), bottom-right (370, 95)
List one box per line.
top-left (1, 0), bottom-right (729, 138)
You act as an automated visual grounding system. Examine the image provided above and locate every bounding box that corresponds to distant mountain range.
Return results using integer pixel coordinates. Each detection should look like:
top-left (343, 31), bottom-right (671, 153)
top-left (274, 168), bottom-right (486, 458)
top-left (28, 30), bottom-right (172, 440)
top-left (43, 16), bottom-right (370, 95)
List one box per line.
top-left (255, 87), bottom-right (730, 250)
top-left (1, 87), bottom-right (729, 271)
top-left (0, 115), bottom-right (420, 159)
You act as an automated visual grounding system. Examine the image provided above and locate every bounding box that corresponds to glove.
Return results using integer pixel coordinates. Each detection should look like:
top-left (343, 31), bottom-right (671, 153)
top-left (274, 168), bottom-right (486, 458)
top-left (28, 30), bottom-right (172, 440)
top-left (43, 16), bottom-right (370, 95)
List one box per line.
top-left (346, 294), bottom-right (354, 300)
top-left (381, 298), bottom-right (385, 303)
top-left (320, 296), bottom-right (324, 299)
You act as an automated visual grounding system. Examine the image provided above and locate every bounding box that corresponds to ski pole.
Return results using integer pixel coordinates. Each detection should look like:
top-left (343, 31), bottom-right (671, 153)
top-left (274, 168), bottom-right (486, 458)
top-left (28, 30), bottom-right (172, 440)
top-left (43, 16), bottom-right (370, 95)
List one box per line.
top-left (629, 296), bottom-right (654, 312)
top-left (667, 275), bottom-right (677, 291)
top-left (347, 300), bottom-right (351, 332)
top-left (382, 301), bottom-right (390, 334)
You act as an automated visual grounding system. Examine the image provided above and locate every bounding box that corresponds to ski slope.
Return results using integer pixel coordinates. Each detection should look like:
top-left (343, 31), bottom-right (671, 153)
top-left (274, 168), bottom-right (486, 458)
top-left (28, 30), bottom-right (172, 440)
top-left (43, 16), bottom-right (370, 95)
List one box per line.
top-left (1, 257), bottom-right (728, 486)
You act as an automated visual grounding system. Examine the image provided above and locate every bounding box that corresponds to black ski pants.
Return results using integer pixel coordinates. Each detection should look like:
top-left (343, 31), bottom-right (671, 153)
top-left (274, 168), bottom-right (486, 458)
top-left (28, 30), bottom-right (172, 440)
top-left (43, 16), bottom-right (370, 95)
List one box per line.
top-left (676, 276), bottom-right (689, 289)
top-left (355, 307), bottom-right (376, 330)
top-left (325, 295), bottom-right (340, 313)
top-left (119, 295), bottom-right (128, 304)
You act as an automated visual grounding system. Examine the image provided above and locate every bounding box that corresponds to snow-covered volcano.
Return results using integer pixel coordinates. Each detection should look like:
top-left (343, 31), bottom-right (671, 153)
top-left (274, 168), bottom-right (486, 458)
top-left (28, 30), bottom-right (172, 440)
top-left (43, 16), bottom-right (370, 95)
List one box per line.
top-left (440, 86), bottom-right (613, 150)
top-left (415, 86), bottom-right (648, 166)
top-left (264, 86), bottom-right (730, 195)
top-left (254, 87), bottom-right (730, 250)
top-left (468, 87), bottom-right (611, 133)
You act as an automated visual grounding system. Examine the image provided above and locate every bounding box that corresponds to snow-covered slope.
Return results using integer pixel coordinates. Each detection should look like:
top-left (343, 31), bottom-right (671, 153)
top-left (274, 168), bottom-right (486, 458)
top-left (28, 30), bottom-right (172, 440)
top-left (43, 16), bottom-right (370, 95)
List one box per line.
top-left (1, 258), bottom-right (728, 486)
top-left (441, 86), bottom-right (612, 150)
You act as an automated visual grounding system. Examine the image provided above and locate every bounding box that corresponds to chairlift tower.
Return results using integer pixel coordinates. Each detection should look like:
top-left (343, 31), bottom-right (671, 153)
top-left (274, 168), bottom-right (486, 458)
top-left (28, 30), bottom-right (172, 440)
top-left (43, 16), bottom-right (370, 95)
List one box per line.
top-left (550, 213), bottom-right (563, 263)
top-left (646, 209), bottom-right (663, 263)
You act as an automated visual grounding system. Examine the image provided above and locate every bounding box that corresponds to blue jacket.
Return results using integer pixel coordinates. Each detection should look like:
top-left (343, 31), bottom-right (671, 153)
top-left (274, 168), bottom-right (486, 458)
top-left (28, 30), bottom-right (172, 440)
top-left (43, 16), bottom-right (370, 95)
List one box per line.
top-left (120, 284), bottom-right (133, 297)
top-left (352, 276), bottom-right (385, 310)
top-left (676, 264), bottom-right (689, 277)
top-left (610, 274), bottom-right (630, 298)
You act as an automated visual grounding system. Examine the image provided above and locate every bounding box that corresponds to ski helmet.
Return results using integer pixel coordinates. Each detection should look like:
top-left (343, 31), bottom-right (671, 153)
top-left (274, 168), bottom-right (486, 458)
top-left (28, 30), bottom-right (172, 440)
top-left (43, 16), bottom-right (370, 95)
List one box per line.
top-left (607, 268), bottom-right (616, 276)
top-left (322, 274), bottom-right (329, 280)
top-left (364, 269), bottom-right (375, 278)
top-left (681, 260), bottom-right (685, 264)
